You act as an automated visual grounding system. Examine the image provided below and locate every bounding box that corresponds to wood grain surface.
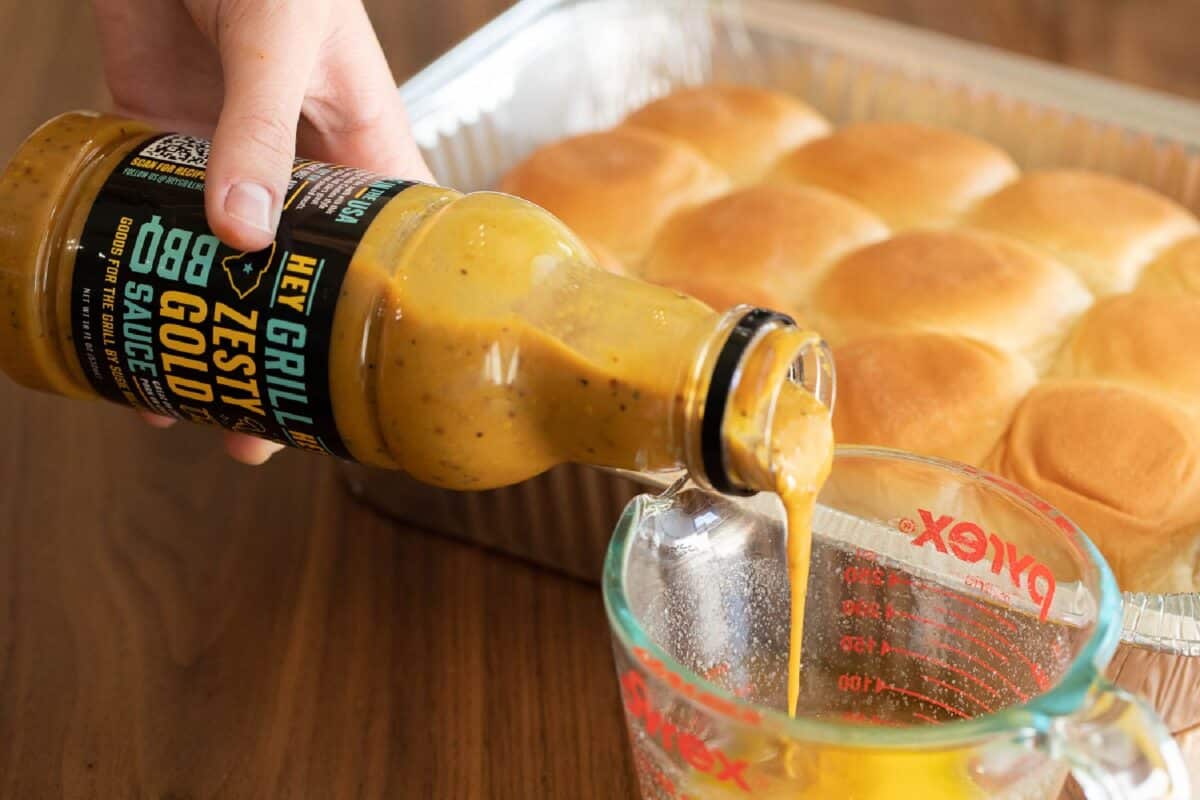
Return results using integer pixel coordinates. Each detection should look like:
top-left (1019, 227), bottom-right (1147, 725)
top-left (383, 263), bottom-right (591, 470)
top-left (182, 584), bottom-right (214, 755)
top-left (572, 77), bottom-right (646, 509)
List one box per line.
top-left (0, 1), bottom-right (1197, 798)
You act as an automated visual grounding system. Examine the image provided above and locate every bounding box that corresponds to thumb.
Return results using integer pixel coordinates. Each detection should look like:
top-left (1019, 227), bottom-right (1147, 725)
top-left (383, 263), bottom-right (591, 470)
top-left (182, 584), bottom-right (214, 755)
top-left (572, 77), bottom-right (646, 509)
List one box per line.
top-left (204, 3), bottom-right (324, 252)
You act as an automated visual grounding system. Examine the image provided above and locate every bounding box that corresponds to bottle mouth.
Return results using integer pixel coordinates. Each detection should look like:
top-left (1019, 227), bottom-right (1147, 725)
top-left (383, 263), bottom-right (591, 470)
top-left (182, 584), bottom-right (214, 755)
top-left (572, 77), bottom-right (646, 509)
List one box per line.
top-left (700, 308), bottom-right (835, 496)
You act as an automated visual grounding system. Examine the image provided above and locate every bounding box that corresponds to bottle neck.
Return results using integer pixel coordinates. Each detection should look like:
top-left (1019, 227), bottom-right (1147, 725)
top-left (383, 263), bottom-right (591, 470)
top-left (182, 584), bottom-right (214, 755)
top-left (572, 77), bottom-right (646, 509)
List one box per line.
top-left (679, 307), bottom-right (835, 496)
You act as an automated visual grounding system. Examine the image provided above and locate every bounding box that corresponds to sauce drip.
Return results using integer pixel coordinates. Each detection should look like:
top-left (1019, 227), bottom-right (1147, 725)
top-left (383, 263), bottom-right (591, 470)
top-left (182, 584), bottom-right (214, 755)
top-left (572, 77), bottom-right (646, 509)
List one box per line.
top-left (724, 326), bottom-right (834, 717)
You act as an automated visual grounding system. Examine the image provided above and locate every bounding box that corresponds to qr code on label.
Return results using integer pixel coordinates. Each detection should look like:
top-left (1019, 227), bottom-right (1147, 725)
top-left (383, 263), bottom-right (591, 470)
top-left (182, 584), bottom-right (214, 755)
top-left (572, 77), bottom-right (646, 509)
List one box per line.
top-left (140, 135), bottom-right (211, 168)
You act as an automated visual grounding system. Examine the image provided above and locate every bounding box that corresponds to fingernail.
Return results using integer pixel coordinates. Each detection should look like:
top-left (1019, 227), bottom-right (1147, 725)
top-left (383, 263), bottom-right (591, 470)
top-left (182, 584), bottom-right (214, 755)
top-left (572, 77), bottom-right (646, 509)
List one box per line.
top-left (225, 181), bottom-right (276, 233)
top-left (250, 441), bottom-right (283, 465)
top-left (238, 440), bottom-right (287, 466)
top-left (253, 441), bottom-right (287, 465)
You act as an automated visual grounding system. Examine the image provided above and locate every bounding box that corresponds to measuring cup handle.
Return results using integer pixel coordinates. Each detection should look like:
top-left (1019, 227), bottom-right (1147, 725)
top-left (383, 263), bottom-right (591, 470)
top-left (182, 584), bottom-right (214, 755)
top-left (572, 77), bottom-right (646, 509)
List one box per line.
top-left (1057, 679), bottom-right (1190, 799)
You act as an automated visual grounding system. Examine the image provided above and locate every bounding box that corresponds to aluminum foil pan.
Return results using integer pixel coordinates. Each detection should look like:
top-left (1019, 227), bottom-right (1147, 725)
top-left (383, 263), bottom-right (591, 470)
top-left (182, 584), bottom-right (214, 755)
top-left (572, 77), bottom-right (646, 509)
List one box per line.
top-left (344, 0), bottom-right (1200, 740)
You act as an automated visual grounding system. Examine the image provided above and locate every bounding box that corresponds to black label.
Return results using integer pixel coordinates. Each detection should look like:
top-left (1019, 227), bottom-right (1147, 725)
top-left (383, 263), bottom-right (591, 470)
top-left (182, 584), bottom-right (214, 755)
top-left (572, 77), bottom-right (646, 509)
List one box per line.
top-left (72, 133), bottom-right (412, 458)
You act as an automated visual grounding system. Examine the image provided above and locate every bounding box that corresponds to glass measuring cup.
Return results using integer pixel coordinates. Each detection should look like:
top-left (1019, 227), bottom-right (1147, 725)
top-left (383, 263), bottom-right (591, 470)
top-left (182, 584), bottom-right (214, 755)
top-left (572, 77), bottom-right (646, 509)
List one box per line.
top-left (603, 447), bottom-right (1189, 799)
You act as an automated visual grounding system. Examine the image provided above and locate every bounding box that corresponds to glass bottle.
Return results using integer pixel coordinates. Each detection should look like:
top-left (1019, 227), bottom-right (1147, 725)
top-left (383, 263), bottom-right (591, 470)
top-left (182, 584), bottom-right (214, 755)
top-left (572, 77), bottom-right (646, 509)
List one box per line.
top-left (0, 111), bottom-right (833, 494)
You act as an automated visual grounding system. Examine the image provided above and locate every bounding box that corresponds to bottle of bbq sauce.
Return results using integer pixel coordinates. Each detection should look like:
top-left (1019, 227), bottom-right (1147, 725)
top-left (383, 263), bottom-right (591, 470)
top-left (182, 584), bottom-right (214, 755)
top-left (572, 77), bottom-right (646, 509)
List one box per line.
top-left (0, 111), bottom-right (834, 499)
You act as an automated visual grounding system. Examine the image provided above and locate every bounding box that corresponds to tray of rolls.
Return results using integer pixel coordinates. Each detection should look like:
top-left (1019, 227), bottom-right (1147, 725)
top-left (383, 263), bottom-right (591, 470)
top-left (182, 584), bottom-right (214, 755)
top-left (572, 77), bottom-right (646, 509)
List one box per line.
top-left (342, 0), bottom-right (1200, 769)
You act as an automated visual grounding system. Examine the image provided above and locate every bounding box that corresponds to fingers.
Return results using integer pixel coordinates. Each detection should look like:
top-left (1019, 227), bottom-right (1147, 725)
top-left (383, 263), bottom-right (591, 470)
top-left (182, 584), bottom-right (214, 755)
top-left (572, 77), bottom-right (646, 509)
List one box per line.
top-left (95, 0), bottom-right (225, 132)
top-left (204, 1), bottom-right (328, 252)
top-left (204, 0), bottom-right (432, 253)
top-left (136, 1), bottom-right (422, 468)
top-left (223, 432), bottom-right (287, 466)
top-left (138, 411), bottom-right (285, 465)
top-left (299, 1), bottom-right (434, 182)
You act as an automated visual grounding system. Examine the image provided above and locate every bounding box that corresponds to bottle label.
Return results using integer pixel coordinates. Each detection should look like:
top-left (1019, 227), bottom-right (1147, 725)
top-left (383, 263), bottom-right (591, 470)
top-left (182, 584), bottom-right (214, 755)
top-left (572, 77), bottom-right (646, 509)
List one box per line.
top-left (72, 133), bottom-right (413, 458)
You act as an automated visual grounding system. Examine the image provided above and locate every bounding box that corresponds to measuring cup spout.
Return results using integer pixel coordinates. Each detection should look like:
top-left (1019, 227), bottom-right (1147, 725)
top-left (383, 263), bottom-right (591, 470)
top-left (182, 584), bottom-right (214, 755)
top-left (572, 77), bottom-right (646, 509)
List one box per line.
top-left (1054, 680), bottom-right (1190, 799)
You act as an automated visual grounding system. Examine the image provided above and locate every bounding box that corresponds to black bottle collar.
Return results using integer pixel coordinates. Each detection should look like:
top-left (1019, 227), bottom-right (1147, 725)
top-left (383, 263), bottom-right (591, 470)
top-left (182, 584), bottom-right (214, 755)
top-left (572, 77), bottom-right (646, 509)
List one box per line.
top-left (701, 308), bottom-right (796, 496)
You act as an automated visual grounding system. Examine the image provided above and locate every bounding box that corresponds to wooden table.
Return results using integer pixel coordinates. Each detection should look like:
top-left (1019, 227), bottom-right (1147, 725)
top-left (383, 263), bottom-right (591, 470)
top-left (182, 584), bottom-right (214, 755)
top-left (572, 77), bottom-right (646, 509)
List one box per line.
top-left (1, 1), bottom-right (1198, 797)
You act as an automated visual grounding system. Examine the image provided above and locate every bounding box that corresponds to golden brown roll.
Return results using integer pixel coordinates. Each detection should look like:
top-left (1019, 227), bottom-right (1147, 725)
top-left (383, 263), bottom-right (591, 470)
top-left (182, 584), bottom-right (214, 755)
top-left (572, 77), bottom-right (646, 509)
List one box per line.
top-left (966, 170), bottom-right (1200, 296)
top-left (498, 127), bottom-right (729, 267)
top-left (641, 184), bottom-right (888, 316)
top-left (1052, 293), bottom-right (1200, 404)
top-left (654, 274), bottom-right (799, 316)
top-left (623, 84), bottom-right (830, 184)
top-left (769, 122), bottom-right (1018, 229)
top-left (832, 333), bottom-right (1036, 467)
top-left (1138, 235), bottom-right (1200, 296)
top-left (809, 228), bottom-right (1092, 371)
top-left (990, 380), bottom-right (1200, 592)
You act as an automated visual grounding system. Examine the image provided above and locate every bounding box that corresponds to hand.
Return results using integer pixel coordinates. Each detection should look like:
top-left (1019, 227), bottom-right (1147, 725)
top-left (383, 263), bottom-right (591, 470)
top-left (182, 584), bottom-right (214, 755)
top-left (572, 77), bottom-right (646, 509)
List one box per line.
top-left (93, 0), bottom-right (433, 464)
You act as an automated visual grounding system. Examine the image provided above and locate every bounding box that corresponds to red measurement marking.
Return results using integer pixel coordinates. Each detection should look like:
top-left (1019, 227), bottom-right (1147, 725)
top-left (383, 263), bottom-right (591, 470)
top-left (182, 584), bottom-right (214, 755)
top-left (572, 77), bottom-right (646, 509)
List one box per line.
top-left (837, 673), bottom-right (878, 693)
top-left (927, 640), bottom-right (1030, 702)
top-left (887, 605), bottom-right (1010, 665)
top-left (913, 712), bottom-right (942, 725)
top-left (843, 566), bottom-right (887, 586)
top-left (920, 673), bottom-right (994, 714)
top-left (990, 636), bottom-right (1049, 692)
top-left (922, 603), bottom-right (1050, 691)
top-left (878, 680), bottom-right (971, 720)
top-left (933, 604), bottom-right (1015, 646)
top-left (881, 640), bottom-right (1000, 698)
top-left (842, 599), bottom-right (884, 619)
top-left (841, 635), bottom-right (879, 655)
top-left (888, 574), bottom-right (1019, 632)
top-left (842, 710), bottom-right (904, 727)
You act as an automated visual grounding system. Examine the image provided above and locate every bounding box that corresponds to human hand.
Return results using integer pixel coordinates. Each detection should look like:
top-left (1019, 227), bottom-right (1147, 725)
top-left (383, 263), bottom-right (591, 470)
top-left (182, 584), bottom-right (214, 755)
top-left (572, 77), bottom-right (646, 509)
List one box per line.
top-left (93, 0), bottom-right (433, 464)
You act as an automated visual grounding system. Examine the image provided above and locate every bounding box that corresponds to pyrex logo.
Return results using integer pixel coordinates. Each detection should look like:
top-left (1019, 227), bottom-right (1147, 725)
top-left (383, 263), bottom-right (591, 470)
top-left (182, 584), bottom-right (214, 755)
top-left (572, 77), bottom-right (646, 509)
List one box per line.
top-left (907, 510), bottom-right (1056, 622)
top-left (621, 648), bottom-right (753, 793)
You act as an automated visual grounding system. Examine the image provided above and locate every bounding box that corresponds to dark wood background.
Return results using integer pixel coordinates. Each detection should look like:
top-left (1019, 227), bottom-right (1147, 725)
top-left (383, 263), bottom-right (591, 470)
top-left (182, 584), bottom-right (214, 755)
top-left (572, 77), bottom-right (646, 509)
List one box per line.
top-left (1, 1), bottom-right (1198, 798)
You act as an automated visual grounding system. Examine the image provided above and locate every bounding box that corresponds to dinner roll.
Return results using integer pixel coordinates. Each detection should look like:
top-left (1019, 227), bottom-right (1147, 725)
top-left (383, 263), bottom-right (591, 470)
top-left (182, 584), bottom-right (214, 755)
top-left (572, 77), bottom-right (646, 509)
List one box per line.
top-left (990, 380), bottom-right (1200, 592)
top-left (623, 84), bottom-right (830, 184)
top-left (967, 170), bottom-right (1200, 296)
top-left (650, 274), bottom-right (799, 316)
top-left (1138, 235), bottom-right (1200, 296)
top-left (832, 333), bottom-right (1036, 467)
top-left (809, 229), bottom-right (1092, 370)
top-left (769, 122), bottom-right (1018, 229)
top-left (642, 184), bottom-right (888, 316)
top-left (499, 127), bottom-right (729, 267)
top-left (1052, 293), bottom-right (1200, 404)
